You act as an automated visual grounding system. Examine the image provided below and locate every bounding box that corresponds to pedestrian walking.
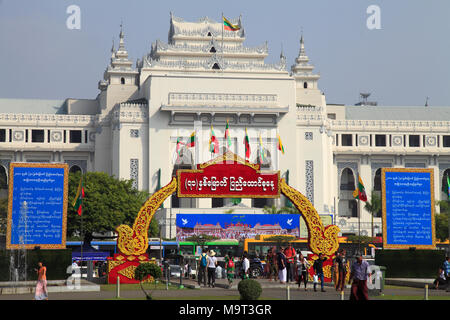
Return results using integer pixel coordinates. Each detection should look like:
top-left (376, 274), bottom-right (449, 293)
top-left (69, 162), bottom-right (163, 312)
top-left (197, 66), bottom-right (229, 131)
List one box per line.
top-left (198, 251), bottom-right (208, 287)
top-left (296, 253), bottom-right (310, 291)
top-left (266, 248), bottom-right (277, 281)
top-left (34, 261), bottom-right (48, 300)
top-left (241, 252), bottom-right (250, 280)
top-left (207, 250), bottom-right (218, 287)
top-left (284, 243), bottom-right (296, 283)
top-left (335, 249), bottom-right (348, 292)
top-left (277, 247), bottom-right (287, 284)
top-left (313, 253), bottom-right (327, 292)
top-left (349, 253), bottom-right (371, 300)
top-left (225, 252), bottom-right (235, 288)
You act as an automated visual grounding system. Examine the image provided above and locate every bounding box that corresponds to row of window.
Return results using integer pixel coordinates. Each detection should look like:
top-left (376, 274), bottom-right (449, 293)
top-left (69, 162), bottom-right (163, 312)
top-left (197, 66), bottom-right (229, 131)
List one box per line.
top-left (0, 129), bottom-right (89, 144)
top-left (336, 133), bottom-right (450, 148)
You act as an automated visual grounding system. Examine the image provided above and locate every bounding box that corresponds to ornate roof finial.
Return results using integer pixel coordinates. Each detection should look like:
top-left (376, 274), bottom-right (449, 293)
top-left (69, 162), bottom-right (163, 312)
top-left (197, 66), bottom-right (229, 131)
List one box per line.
top-left (120, 21), bottom-right (124, 39)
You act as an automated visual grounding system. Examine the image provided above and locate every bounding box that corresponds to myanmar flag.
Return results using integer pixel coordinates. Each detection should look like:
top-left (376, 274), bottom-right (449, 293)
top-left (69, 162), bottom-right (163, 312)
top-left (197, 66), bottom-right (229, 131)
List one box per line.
top-left (176, 137), bottom-right (184, 156)
top-left (186, 131), bottom-right (195, 148)
top-left (447, 175), bottom-right (450, 200)
top-left (224, 120), bottom-right (232, 149)
top-left (209, 125), bottom-right (219, 154)
top-left (353, 174), bottom-right (367, 202)
top-left (277, 134), bottom-right (285, 154)
top-left (72, 176), bottom-right (84, 216)
top-left (243, 127), bottom-right (251, 160)
top-left (223, 16), bottom-right (240, 31)
top-left (258, 133), bottom-right (265, 163)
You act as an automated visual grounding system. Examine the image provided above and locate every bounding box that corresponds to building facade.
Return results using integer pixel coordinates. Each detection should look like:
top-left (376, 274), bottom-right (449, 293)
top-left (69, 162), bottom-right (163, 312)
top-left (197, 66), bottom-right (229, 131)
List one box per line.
top-left (1, 15), bottom-right (449, 239)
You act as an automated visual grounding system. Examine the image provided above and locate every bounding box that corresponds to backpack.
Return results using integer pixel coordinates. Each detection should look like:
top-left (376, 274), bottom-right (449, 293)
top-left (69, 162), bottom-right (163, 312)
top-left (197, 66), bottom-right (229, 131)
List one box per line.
top-left (200, 254), bottom-right (207, 267)
top-left (227, 259), bottom-right (234, 268)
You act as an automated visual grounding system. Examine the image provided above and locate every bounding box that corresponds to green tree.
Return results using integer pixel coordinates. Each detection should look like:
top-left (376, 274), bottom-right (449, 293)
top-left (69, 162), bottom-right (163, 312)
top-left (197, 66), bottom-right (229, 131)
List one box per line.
top-left (134, 262), bottom-right (163, 300)
top-left (436, 200), bottom-right (450, 242)
top-left (67, 171), bottom-right (149, 244)
top-left (262, 205), bottom-right (299, 215)
top-left (0, 196), bottom-right (7, 235)
top-left (364, 191), bottom-right (382, 237)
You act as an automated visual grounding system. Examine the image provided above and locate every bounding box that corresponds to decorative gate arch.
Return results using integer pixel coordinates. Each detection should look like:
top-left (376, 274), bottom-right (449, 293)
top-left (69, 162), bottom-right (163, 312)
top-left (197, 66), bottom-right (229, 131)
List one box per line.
top-left (108, 152), bottom-right (340, 283)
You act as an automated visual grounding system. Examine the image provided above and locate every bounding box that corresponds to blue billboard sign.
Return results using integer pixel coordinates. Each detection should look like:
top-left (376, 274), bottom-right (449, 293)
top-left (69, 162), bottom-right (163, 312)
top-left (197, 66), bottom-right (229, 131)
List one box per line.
top-left (382, 168), bottom-right (436, 249)
top-left (176, 213), bottom-right (300, 241)
top-left (7, 163), bottom-right (69, 249)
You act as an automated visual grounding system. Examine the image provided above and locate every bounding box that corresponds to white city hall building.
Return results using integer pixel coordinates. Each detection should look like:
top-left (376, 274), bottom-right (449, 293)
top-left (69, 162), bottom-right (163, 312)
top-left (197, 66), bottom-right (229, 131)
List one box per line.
top-left (1, 15), bottom-right (449, 238)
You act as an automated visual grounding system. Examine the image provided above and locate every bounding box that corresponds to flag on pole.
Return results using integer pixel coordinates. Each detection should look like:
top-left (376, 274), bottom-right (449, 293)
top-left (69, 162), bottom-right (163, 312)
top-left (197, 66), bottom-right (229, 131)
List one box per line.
top-left (243, 127), bottom-right (251, 160)
top-left (186, 131), bottom-right (195, 148)
top-left (353, 174), bottom-right (367, 202)
top-left (223, 16), bottom-right (240, 31)
top-left (209, 125), bottom-right (219, 154)
top-left (277, 134), bottom-right (285, 154)
top-left (224, 120), bottom-right (232, 149)
top-left (176, 137), bottom-right (184, 156)
top-left (258, 133), bottom-right (265, 163)
top-left (72, 176), bottom-right (84, 216)
top-left (447, 175), bottom-right (450, 200)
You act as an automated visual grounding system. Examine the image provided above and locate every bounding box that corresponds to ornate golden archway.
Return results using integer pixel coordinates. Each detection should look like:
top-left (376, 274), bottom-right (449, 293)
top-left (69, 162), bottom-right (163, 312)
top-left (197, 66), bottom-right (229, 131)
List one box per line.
top-left (110, 152), bottom-right (340, 283)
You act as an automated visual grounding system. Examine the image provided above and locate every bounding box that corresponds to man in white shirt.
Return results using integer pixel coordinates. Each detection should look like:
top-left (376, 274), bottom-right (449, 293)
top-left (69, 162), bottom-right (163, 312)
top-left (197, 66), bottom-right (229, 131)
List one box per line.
top-left (207, 250), bottom-right (218, 287)
top-left (242, 252), bottom-right (250, 279)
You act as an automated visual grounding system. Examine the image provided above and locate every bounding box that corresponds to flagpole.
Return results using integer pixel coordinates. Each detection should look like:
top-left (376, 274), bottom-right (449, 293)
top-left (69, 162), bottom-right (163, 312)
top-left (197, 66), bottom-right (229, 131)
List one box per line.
top-left (222, 12), bottom-right (224, 69)
top-left (357, 173), bottom-right (361, 254)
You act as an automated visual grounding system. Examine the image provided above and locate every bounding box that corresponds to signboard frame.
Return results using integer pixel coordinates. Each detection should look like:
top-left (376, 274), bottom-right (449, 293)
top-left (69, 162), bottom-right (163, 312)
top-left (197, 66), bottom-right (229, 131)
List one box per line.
top-left (6, 162), bottom-right (69, 250)
top-left (381, 168), bottom-right (436, 249)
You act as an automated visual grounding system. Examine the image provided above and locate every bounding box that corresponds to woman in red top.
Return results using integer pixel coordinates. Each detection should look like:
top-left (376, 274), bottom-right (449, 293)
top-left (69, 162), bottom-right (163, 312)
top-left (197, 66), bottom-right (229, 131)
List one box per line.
top-left (34, 262), bottom-right (48, 300)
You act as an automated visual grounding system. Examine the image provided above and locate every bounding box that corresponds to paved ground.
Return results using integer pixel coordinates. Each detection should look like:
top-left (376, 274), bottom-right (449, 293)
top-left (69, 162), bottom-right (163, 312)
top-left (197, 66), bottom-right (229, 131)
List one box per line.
top-left (0, 277), bottom-right (449, 300)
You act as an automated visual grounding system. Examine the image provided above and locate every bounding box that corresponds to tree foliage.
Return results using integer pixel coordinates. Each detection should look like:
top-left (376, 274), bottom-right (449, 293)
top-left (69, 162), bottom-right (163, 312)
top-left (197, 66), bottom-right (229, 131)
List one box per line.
top-left (364, 191), bottom-right (381, 217)
top-left (262, 205), bottom-right (299, 215)
top-left (436, 200), bottom-right (450, 242)
top-left (67, 171), bottom-right (150, 242)
top-left (134, 262), bottom-right (163, 300)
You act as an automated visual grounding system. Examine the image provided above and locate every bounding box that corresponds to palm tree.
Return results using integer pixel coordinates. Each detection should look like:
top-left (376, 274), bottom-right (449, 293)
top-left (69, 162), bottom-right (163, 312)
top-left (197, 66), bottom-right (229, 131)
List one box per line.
top-left (364, 191), bottom-right (381, 237)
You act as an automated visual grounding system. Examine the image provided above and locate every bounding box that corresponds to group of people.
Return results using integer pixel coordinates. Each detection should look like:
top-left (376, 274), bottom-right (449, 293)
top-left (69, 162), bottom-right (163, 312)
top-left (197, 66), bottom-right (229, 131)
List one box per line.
top-left (197, 249), bottom-right (250, 288)
top-left (265, 246), bottom-right (372, 300)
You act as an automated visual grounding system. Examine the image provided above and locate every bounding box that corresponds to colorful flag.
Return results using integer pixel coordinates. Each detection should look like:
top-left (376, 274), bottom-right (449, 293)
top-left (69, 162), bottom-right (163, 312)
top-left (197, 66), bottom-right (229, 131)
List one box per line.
top-left (223, 16), bottom-right (240, 31)
top-left (352, 174), bottom-right (367, 202)
top-left (176, 137), bottom-right (184, 156)
top-left (72, 176), bottom-right (84, 216)
top-left (277, 134), bottom-right (285, 154)
top-left (243, 127), bottom-right (251, 160)
top-left (186, 131), bottom-right (195, 148)
top-left (209, 125), bottom-right (219, 154)
top-left (224, 120), bottom-right (232, 149)
top-left (258, 133), bottom-right (265, 163)
top-left (447, 175), bottom-right (450, 200)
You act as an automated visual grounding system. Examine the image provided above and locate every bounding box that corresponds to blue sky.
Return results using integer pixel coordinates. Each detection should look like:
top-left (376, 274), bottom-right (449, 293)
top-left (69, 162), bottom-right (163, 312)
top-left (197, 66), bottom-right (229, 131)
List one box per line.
top-left (0, 0), bottom-right (449, 106)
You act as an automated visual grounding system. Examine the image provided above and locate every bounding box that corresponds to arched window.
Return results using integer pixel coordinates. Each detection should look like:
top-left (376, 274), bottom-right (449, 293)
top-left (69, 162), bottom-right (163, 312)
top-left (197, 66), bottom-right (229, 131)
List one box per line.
top-left (121, 77), bottom-right (125, 85)
top-left (210, 46), bottom-right (216, 53)
top-left (171, 146), bottom-right (195, 208)
top-left (0, 165), bottom-right (7, 189)
top-left (252, 150), bottom-right (274, 208)
top-left (303, 82), bottom-right (308, 89)
top-left (212, 63), bottom-right (220, 70)
top-left (69, 165), bottom-right (82, 174)
top-left (207, 32), bottom-right (212, 37)
top-left (373, 168), bottom-right (382, 191)
top-left (338, 168), bottom-right (357, 217)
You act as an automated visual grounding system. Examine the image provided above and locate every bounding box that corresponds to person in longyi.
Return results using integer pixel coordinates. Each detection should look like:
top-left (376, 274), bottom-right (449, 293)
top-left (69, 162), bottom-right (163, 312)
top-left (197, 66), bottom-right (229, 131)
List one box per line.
top-left (34, 261), bottom-right (48, 300)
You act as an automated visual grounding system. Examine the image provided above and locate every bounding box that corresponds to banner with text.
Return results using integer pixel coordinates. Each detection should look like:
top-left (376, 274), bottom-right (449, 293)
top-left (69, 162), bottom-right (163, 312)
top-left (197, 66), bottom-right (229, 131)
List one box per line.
top-left (382, 168), bottom-right (435, 249)
top-left (7, 163), bottom-right (68, 249)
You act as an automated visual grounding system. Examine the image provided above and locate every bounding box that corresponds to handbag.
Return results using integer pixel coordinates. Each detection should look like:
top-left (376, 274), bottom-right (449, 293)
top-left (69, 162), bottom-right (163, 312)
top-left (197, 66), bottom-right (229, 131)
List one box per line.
top-left (313, 275), bottom-right (319, 283)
